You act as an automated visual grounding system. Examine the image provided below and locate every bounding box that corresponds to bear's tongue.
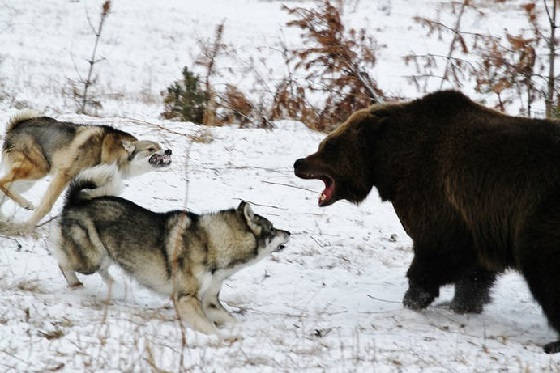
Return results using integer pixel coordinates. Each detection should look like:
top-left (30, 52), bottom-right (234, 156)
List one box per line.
top-left (318, 177), bottom-right (335, 207)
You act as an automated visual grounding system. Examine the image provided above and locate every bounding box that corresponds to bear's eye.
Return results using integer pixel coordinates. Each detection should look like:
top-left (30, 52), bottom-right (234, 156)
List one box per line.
top-left (148, 147), bottom-right (155, 152)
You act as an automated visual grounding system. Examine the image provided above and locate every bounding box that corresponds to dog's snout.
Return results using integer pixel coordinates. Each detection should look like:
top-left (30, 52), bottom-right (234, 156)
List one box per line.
top-left (165, 149), bottom-right (172, 156)
top-left (293, 158), bottom-right (304, 170)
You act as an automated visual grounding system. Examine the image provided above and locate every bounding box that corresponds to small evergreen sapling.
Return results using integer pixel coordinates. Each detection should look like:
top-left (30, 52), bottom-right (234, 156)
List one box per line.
top-left (162, 67), bottom-right (207, 123)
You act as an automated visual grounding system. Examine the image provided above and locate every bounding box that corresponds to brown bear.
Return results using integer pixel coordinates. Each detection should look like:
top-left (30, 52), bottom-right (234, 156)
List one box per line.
top-left (294, 90), bottom-right (560, 354)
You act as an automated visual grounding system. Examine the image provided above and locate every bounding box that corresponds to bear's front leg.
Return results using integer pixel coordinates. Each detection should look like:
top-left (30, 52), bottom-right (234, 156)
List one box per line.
top-left (450, 267), bottom-right (496, 314)
top-left (403, 281), bottom-right (438, 310)
top-left (403, 234), bottom-right (484, 311)
top-left (404, 258), bottom-right (440, 310)
top-left (404, 244), bottom-right (470, 310)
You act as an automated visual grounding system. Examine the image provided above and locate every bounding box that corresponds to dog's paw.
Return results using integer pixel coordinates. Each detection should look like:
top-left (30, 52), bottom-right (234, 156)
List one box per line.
top-left (205, 306), bottom-right (237, 328)
top-left (21, 200), bottom-right (34, 210)
top-left (213, 314), bottom-right (238, 328)
top-left (188, 319), bottom-right (218, 335)
top-left (68, 281), bottom-right (84, 289)
top-left (403, 287), bottom-right (435, 310)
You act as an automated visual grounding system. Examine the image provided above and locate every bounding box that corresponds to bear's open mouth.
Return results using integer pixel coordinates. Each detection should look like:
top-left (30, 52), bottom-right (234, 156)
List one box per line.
top-left (318, 176), bottom-right (336, 207)
top-left (296, 171), bottom-right (336, 207)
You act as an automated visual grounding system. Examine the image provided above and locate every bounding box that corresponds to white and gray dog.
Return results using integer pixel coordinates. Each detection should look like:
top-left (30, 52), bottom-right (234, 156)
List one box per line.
top-left (53, 164), bottom-right (290, 334)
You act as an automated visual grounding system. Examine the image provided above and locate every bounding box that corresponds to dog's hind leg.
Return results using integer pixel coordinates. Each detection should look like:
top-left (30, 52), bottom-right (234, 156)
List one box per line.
top-left (98, 258), bottom-right (115, 289)
top-left (0, 146), bottom-right (49, 210)
top-left (58, 265), bottom-right (83, 288)
top-left (8, 180), bottom-right (34, 197)
top-left (83, 221), bottom-right (115, 293)
top-left (0, 180), bottom-right (36, 214)
top-left (0, 169), bottom-right (39, 211)
top-left (98, 258), bottom-right (116, 304)
top-left (52, 222), bottom-right (88, 288)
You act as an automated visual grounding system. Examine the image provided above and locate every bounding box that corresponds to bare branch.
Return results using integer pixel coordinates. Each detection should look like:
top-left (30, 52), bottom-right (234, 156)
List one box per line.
top-left (440, 0), bottom-right (467, 89)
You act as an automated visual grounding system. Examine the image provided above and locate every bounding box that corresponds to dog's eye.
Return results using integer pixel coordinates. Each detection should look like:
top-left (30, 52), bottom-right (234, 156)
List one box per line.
top-left (148, 147), bottom-right (155, 152)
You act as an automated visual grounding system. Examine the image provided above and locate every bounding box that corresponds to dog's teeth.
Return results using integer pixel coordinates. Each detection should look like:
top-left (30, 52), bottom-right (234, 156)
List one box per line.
top-left (319, 193), bottom-right (325, 201)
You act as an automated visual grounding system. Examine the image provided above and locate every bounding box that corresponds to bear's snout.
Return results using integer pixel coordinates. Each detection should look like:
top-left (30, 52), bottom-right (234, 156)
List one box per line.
top-left (293, 158), bottom-right (305, 172)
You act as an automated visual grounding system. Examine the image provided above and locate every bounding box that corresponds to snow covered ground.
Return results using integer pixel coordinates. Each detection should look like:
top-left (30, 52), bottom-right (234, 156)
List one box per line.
top-left (0, 0), bottom-right (559, 371)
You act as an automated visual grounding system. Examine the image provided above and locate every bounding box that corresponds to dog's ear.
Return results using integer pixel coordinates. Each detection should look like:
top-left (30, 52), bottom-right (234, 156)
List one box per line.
top-left (121, 140), bottom-right (135, 154)
top-left (237, 201), bottom-right (261, 235)
top-left (237, 200), bottom-right (254, 220)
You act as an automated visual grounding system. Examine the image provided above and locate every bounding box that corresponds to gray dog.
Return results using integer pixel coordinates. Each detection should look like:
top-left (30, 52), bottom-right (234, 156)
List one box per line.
top-left (53, 164), bottom-right (290, 334)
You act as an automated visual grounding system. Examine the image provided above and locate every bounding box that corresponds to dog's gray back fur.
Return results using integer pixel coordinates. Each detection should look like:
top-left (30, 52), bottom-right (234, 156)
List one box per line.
top-left (59, 194), bottom-right (278, 290)
top-left (60, 186), bottom-right (183, 290)
top-left (4, 117), bottom-right (136, 165)
top-left (4, 117), bottom-right (77, 163)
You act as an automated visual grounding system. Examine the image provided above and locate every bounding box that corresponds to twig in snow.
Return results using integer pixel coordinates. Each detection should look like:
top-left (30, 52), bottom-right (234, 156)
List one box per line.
top-left (261, 180), bottom-right (318, 194)
top-left (0, 234), bottom-right (22, 250)
top-left (367, 294), bottom-right (401, 304)
top-left (232, 198), bottom-right (288, 210)
top-left (170, 138), bottom-right (192, 371)
top-left (118, 116), bottom-right (190, 138)
top-left (36, 214), bottom-right (60, 228)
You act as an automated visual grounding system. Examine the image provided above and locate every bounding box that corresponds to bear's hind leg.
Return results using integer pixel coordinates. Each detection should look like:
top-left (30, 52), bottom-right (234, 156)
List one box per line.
top-left (517, 204), bottom-right (560, 353)
top-left (522, 257), bottom-right (560, 354)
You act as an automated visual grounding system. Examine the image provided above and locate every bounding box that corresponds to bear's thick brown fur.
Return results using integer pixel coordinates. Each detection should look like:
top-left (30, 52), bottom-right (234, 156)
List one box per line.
top-left (294, 90), bottom-right (560, 353)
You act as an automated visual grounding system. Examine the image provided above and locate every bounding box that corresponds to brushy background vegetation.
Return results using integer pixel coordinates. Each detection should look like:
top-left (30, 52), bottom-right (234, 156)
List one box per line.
top-left (160, 0), bottom-right (560, 132)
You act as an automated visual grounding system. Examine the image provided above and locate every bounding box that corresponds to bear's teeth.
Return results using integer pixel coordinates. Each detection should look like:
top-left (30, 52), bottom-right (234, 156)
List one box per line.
top-left (319, 193), bottom-right (326, 201)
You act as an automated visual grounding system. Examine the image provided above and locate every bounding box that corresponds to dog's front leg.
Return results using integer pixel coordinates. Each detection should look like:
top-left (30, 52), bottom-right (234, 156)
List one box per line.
top-left (174, 291), bottom-right (217, 335)
top-left (27, 169), bottom-right (74, 229)
top-left (201, 281), bottom-right (236, 327)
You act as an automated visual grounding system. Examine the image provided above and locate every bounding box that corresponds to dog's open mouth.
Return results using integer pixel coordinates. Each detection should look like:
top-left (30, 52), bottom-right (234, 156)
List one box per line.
top-left (149, 154), bottom-right (172, 167)
top-left (296, 171), bottom-right (336, 207)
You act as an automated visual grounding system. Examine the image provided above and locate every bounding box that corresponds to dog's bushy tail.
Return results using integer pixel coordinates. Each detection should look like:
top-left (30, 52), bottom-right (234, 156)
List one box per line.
top-left (65, 164), bottom-right (123, 207)
top-left (6, 110), bottom-right (42, 132)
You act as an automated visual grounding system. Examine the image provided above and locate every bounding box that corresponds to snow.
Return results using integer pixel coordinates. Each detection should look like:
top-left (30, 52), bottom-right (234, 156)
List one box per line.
top-left (0, 0), bottom-right (559, 371)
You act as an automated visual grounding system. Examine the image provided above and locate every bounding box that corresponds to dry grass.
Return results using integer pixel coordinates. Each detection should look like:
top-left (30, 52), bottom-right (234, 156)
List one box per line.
top-left (188, 129), bottom-right (214, 144)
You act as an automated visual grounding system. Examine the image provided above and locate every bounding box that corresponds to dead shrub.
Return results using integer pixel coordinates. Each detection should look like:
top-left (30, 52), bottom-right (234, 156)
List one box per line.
top-left (281, 0), bottom-right (385, 131)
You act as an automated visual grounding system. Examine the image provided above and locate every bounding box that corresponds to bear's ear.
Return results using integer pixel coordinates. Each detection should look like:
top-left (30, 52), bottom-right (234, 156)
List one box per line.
top-left (357, 107), bottom-right (388, 137)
